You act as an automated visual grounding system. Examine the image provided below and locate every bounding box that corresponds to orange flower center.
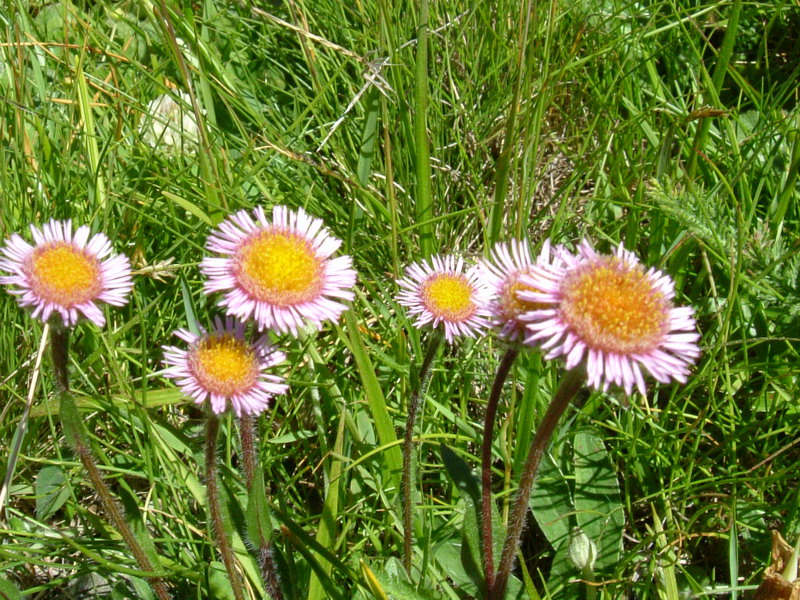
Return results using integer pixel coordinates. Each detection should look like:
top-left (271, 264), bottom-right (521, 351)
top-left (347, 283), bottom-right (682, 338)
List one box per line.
top-left (421, 274), bottom-right (475, 322)
top-left (191, 334), bottom-right (258, 397)
top-left (234, 229), bottom-right (324, 307)
top-left (560, 257), bottom-right (671, 354)
top-left (500, 274), bottom-right (547, 322)
top-left (28, 243), bottom-right (102, 307)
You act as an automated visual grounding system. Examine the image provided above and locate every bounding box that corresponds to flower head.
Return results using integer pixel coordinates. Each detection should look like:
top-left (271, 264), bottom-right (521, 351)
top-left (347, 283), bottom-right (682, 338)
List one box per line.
top-left (519, 240), bottom-right (700, 395)
top-left (478, 239), bottom-right (566, 340)
top-left (201, 205), bottom-right (357, 335)
top-left (0, 219), bottom-right (133, 327)
top-left (396, 254), bottom-right (492, 343)
top-left (162, 316), bottom-right (288, 416)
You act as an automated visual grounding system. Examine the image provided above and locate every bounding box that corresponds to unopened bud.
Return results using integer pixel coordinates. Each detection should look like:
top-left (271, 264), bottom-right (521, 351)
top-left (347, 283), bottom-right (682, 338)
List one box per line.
top-left (568, 527), bottom-right (597, 572)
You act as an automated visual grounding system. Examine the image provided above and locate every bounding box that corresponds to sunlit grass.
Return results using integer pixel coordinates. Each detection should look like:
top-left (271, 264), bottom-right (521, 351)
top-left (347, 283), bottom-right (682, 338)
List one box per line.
top-left (1, 0), bottom-right (798, 598)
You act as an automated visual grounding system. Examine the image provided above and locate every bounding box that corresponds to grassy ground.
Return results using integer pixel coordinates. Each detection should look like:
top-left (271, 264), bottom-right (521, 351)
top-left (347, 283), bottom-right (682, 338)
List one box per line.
top-left (1, 0), bottom-right (799, 598)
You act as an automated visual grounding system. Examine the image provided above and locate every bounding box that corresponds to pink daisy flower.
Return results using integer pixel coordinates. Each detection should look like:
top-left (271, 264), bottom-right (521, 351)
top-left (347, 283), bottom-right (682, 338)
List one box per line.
top-left (396, 254), bottom-right (492, 343)
top-left (0, 219), bottom-right (133, 327)
top-left (200, 205), bottom-right (357, 335)
top-left (162, 316), bottom-right (288, 416)
top-left (477, 239), bottom-right (568, 340)
top-left (519, 240), bottom-right (700, 395)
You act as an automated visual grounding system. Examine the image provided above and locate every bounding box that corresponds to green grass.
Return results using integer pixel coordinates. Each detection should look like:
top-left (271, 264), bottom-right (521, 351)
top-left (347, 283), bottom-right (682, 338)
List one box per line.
top-left (1, 0), bottom-right (799, 598)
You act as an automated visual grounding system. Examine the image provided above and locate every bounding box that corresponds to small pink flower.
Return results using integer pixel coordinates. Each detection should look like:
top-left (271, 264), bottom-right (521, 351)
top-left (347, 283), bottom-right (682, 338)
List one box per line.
top-left (201, 206), bottom-right (356, 335)
top-left (478, 239), bottom-right (566, 340)
top-left (162, 316), bottom-right (288, 416)
top-left (519, 240), bottom-right (700, 395)
top-left (0, 219), bottom-right (133, 327)
top-left (396, 255), bottom-right (492, 343)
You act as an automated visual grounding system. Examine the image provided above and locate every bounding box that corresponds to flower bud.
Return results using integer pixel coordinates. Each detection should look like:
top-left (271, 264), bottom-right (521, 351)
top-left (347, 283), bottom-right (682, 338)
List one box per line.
top-left (568, 527), bottom-right (597, 572)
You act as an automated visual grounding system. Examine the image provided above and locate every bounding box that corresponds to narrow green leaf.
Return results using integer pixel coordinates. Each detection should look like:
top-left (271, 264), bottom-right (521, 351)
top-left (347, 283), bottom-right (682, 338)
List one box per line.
top-left (245, 470), bottom-right (273, 548)
top-left (73, 61), bottom-right (106, 209)
top-left (413, 0), bottom-right (433, 256)
top-left (180, 275), bottom-right (200, 336)
top-left (307, 409), bottom-right (346, 600)
top-left (357, 87), bottom-right (380, 189)
top-left (58, 392), bottom-right (86, 452)
top-left (0, 574), bottom-right (22, 600)
top-left (162, 190), bottom-right (212, 226)
top-left (650, 504), bottom-right (680, 600)
top-left (342, 311), bottom-right (402, 491)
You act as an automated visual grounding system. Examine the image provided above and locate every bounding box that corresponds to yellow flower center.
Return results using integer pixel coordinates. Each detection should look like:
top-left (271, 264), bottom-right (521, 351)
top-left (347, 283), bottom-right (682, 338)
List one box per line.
top-left (235, 229), bottom-right (324, 307)
top-left (191, 334), bottom-right (258, 397)
top-left (28, 243), bottom-right (102, 307)
top-left (500, 274), bottom-right (547, 322)
top-left (560, 257), bottom-right (671, 354)
top-left (421, 274), bottom-right (475, 322)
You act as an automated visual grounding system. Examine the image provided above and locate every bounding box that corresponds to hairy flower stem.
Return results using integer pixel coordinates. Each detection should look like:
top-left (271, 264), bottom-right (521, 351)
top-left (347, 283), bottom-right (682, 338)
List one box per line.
top-left (238, 415), bottom-right (257, 490)
top-left (53, 326), bottom-right (172, 600)
top-left (402, 328), bottom-right (444, 575)
top-left (481, 346), bottom-right (520, 595)
top-left (259, 544), bottom-right (284, 600)
top-left (70, 419), bottom-right (172, 600)
top-left (206, 414), bottom-right (245, 600)
top-left (50, 323), bottom-right (70, 394)
top-left (491, 368), bottom-right (586, 600)
top-left (237, 416), bottom-right (285, 600)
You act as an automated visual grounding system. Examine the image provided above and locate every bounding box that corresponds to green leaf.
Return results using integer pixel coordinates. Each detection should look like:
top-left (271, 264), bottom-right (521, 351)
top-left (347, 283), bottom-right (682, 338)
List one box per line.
top-left (342, 312), bottom-right (402, 492)
top-left (180, 275), bottom-right (201, 336)
top-left (208, 561), bottom-right (237, 600)
top-left (440, 444), bottom-right (508, 594)
top-left (307, 410), bottom-right (346, 600)
top-left (530, 443), bottom-right (573, 550)
top-left (245, 470), bottom-right (273, 548)
top-left (0, 575), bottom-right (22, 600)
top-left (162, 190), bottom-right (212, 226)
top-left (35, 464), bottom-right (70, 521)
top-left (58, 392), bottom-right (86, 452)
top-left (357, 88), bottom-right (380, 189)
top-left (543, 538), bottom-right (582, 597)
top-left (573, 429), bottom-right (625, 572)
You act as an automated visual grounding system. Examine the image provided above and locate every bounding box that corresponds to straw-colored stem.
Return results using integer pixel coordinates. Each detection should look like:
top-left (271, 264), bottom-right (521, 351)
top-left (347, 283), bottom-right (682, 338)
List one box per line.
top-left (0, 323), bottom-right (49, 521)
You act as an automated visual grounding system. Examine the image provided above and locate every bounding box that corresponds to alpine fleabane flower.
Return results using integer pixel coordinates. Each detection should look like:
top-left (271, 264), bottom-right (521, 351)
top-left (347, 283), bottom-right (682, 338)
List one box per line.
top-left (162, 316), bottom-right (288, 416)
top-left (0, 219), bottom-right (133, 327)
top-left (201, 205), bottom-right (357, 335)
top-left (478, 239), bottom-right (566, 340)
top-left (519, 240), bottom-right (700, 395)
top-left (396, 254), bottom-right (492, 343)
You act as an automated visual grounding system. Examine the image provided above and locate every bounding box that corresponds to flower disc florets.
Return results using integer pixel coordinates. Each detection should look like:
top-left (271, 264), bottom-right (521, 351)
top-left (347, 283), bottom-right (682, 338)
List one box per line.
top-left (162, 316), bottom-right (288, 416)
top-left (519, 240), bottom-right (700, 395)
top-left (0, 219), bottom-right (133, 327)
top-left (396, 254), bottom-right (492, 343)
top-left (201, 205), bottom-right (357, 335)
